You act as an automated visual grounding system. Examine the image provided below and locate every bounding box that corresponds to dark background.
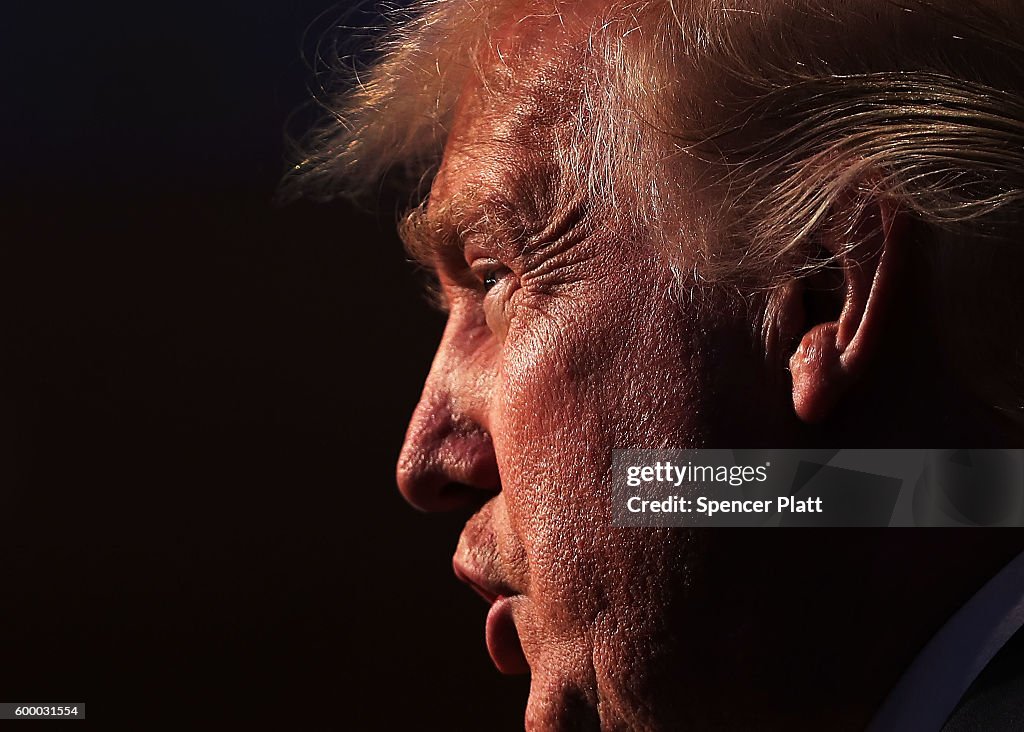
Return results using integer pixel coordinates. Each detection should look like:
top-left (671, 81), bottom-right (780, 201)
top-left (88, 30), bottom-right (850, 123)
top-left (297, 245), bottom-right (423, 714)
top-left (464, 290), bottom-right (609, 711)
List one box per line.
top-left (3, 1), bottom-right (528, 728)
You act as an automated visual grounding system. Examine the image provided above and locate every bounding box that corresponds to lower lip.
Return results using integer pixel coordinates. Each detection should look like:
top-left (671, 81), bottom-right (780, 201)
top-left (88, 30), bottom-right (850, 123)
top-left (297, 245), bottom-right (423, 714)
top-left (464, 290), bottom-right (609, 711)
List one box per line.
top-left (485, 596), bottom-right (530, 675)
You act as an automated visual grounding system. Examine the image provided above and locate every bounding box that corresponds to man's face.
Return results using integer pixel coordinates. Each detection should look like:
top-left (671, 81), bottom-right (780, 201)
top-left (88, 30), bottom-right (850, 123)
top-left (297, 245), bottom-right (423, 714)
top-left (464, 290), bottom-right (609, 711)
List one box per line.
top-left (386, 5), bottom-right (1024, 731)
top-left (395, 15), bottom-right (792, 728)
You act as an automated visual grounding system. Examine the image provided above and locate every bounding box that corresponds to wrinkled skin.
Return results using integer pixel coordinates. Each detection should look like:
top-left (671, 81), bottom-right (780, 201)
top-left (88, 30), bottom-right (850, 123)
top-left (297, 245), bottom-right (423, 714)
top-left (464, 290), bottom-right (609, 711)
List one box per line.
top-left (395, 7), bottom-right (1022, 731)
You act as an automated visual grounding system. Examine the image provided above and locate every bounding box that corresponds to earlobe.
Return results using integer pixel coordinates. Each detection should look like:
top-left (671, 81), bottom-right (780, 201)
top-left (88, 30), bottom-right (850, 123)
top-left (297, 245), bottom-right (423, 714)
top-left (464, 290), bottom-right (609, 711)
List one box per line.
top-left (790, 321), bottom-right (845, 423)
top-left (782, 196), bottom-right (907, 424)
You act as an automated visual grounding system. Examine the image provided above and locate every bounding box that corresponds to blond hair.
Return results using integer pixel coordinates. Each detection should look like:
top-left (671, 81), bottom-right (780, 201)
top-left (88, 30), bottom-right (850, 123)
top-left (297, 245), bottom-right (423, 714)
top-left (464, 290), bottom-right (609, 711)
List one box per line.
top-left (284, 0), bottom-right (1024, 424)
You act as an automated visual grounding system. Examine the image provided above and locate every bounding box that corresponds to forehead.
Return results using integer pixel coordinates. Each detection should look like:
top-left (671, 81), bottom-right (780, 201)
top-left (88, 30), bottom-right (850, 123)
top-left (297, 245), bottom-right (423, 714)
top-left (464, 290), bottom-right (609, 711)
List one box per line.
top-left (415, 0), bottom-right (720, 267)
top-left (427, 4), bottom-right (598, 213)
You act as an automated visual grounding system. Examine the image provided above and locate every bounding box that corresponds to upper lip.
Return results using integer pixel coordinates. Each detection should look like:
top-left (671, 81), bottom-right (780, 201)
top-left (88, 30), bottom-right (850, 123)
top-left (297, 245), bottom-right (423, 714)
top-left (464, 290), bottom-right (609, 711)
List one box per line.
top-left (453, 557), bottom-right (520, 605)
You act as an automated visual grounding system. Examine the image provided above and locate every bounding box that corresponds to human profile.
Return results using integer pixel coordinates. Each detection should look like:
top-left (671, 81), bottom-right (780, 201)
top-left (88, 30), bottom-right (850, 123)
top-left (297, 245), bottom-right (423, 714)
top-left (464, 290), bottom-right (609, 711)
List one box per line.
top-left (286, 1), bottom-right (1024, 728)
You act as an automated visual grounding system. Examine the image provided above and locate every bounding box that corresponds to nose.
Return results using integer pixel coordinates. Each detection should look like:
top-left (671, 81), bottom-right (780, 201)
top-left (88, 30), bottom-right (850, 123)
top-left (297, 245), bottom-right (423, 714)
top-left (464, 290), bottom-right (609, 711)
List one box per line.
top-left (396, 329), bottom-right (501, 512)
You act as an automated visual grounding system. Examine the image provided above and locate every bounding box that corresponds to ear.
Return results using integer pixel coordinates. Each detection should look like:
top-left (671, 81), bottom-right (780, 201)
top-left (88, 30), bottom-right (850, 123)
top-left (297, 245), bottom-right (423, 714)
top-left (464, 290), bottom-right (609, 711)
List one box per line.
top-left (773, 195), bottom-right (908, 424)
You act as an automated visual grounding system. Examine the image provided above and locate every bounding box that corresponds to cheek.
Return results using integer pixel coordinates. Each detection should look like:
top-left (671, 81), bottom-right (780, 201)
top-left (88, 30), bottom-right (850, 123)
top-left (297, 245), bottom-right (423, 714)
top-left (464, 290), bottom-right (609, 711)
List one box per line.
top-left (488, 258), bottom-right (714, 631)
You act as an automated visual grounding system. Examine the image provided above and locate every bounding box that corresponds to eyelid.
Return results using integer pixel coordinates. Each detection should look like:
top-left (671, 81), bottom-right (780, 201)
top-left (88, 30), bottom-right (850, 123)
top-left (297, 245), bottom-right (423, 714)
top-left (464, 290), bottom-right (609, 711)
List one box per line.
top-left (468, 256), bottom-right (504, 276)
top-left (468, 258), bottom-right (511, 289)
top-left (463, 237), bottom-right (505, 267)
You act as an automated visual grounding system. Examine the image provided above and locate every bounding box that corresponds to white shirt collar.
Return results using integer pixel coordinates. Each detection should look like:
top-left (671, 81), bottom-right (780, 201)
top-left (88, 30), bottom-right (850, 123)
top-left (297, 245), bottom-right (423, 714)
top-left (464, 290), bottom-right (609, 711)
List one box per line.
top-left (870, 550), bottom-right (1024, 732)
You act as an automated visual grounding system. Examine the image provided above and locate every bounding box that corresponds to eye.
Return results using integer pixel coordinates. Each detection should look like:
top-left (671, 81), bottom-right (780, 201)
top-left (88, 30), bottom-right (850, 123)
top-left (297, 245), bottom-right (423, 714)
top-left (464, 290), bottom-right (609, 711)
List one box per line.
top-left (469, 260), bottom-right (515, 339)
top-left (483, 270), bottom-right (501, 292)
top-left (471, 260), bottom-right (510, 294)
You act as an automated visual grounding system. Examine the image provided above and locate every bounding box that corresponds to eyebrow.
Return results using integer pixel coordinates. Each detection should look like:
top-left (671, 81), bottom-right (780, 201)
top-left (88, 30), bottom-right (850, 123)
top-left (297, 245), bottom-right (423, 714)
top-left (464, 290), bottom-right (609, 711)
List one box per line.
top-left (398, 188), bottom-right (530, 270)
top-left (398, 204), bottom-right (455, 269)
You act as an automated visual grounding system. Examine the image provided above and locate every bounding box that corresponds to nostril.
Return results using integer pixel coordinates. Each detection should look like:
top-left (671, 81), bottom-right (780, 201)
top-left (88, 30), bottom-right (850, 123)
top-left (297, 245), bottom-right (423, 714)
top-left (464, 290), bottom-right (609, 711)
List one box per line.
top-left (396, 463), bottom-right (496, 513)
top-left (437, 482), bottom-right (497, 515)
top-left (397, 391), bottom-right (500, 511)
top-left (396, 426), bottom-right (501, 512)
top-left (396, 454), bottom-right (449, 512)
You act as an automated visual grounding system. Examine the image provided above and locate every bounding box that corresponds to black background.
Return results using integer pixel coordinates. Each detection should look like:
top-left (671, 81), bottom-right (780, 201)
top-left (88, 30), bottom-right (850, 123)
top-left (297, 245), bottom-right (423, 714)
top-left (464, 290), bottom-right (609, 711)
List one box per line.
top-left (3, 1), bottom-right (528, 728)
